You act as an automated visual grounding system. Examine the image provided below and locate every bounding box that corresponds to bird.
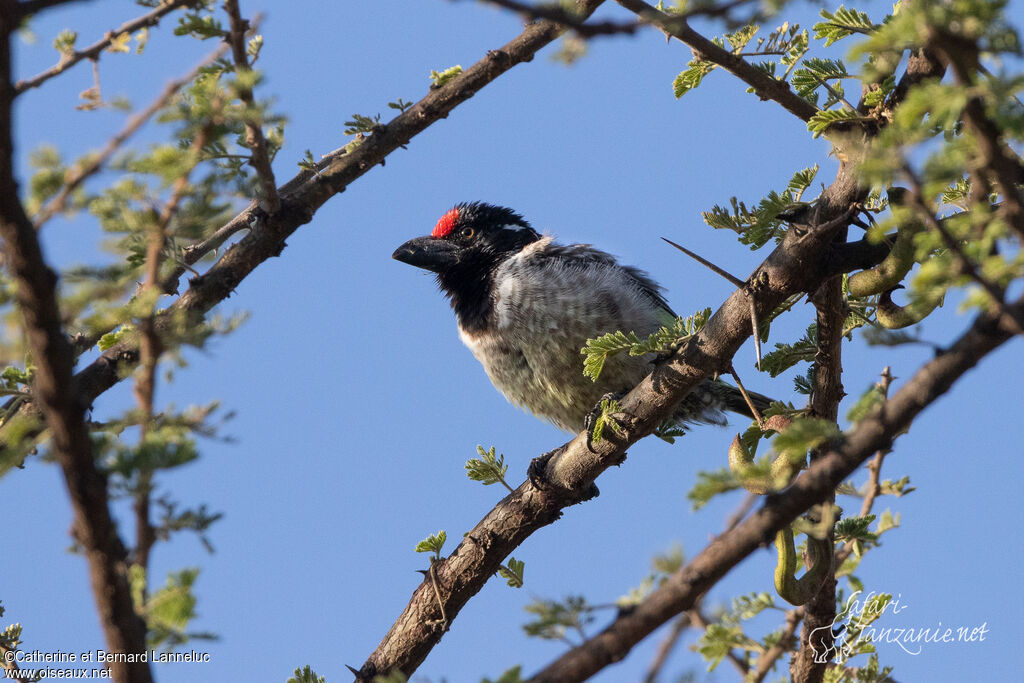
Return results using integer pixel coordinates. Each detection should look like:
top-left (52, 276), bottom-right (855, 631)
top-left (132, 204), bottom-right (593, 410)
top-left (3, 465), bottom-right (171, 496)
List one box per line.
top-left (392, 202), bottom-right (769, 434)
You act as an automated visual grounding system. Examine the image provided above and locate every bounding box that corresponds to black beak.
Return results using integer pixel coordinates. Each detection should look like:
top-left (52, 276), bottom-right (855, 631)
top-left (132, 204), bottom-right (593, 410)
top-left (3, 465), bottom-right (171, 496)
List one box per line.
top-left (392, 236), bottom-right (461, 273)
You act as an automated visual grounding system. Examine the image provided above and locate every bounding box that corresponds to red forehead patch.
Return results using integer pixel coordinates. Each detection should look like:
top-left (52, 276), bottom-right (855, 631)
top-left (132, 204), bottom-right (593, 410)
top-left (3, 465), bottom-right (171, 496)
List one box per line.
top-left (432, 207), bottom-right (460, 238)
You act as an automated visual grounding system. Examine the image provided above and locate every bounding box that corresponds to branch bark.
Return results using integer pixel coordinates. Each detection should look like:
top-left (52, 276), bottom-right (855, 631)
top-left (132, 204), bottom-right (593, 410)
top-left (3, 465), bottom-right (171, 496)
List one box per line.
top-left (0, 8), bottom-right (150, 683)
top-left (790, 272), bottom-right (846, 682)
top-left (525, 296), bottom-right (1022, 682)
top-left (223, 1), bottom-right (279, 213)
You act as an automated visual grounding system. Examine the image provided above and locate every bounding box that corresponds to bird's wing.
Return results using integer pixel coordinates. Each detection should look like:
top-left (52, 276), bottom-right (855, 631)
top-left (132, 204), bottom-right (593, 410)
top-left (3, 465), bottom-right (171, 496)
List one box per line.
top-left (541, 242), bottom-right (677, 319)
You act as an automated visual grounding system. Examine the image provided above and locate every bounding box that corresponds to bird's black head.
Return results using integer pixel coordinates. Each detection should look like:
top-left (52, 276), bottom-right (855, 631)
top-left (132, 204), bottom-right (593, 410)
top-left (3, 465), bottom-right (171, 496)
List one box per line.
top-left (393, 202), bottom-right (541, 331)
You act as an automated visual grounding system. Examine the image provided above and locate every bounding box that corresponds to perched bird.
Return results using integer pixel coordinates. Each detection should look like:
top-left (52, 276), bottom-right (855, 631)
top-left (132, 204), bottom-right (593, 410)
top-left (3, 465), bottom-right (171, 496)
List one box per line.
top-left (393, 202), bottom-right (768, 433)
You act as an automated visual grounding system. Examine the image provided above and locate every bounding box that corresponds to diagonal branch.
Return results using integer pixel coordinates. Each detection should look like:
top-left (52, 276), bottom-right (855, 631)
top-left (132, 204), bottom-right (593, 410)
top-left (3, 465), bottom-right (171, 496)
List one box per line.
top-left (353, 169), bottom-right (864, 679)
top-left (0, 8), bottom-right (151, 683)
top-left (526, 295), bottom-right (1023, 682)
top-left (14, 0), bottom-right (194, 95)
top-left (614, 0), bottom-right (818, 122)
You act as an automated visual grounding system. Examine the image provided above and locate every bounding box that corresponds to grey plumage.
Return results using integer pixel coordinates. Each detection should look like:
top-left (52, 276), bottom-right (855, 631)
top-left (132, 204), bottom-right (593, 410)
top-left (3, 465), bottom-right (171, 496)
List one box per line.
top-left (393, 202), bottom-right (768, 433)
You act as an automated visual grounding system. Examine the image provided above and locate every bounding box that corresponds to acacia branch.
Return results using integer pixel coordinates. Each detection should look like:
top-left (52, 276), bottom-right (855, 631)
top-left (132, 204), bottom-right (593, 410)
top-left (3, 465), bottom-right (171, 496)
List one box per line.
top-left (477, 0), bottom-right (757, 36)
top-left (14, 0), bottom-right (195, 95)
top-left (790, 272), bottom-right (845, 683)
top-left (353, 158), bottom-right (865, 679)
top-left (925, 32), bottom-right (1024, 238)
top-left (0, 9), bottom-right (150, 683)
top-left (223, 1), bottom-right (278, 212)
top-left (750, 607), bottom-right (804, 683)
top-left (904, 169), bottom-right (1024, 336)
top-left (614, 0), bottom-right (818, 122)
top-left (0, 3), bottom-right (615, 459)
top-left (33, 43), bottom-right (229, 228)
top-left (526, 295), bottom-right (1023, 682)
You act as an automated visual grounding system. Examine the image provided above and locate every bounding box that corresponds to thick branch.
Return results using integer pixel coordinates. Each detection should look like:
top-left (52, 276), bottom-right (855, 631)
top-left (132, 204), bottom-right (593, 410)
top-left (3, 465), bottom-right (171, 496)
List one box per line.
top-left (614, 0), bottom-right (818, 122)
top-left (14, 0), bottom-right (194, 95)
top-left (0, 9), bottom-right (150, 683)
top-left (354, 165), bottom-right (864, 679)
top-left (526, 296), bottom-right (1022, 682)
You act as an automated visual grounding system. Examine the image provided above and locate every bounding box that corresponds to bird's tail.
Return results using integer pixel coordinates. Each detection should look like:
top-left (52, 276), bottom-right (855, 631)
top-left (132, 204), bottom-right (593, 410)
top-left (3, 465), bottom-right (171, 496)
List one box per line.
top-left (718, 381), bottom-right (774, 420)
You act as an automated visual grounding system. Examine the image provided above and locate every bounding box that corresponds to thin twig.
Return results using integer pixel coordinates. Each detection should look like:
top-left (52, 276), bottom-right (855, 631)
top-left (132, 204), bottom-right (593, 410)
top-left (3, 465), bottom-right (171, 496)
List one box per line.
top-left (15, 0), bottom-right (194, 95)
top-left (642, 613), bottom-right (691, 683)
top-left (131, 119), bottom-right (212, 581)
top-left (904, 168), bottom-right (1024, 336)
top-left (749, 607), bottom-right (804, 683)
top-left (33, 44), bottom-right (229, 228)
top-left (661, 237), bottom-right (746, 287)
top-left (835, 367), bottom-right (893, 567)
top-left (729, 365), bottom-right (765, 426)
top-left (615, 0), bottom-right (818, 122)
top-left (689, 606), bottom-right (751, 676)
top-left (223, 2), bottom-right (279, 212)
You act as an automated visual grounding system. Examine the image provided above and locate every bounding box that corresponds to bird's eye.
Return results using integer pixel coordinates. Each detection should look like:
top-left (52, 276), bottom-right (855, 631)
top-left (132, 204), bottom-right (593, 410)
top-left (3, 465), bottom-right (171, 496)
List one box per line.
top-left (460, 227), bottom-right (475, 239)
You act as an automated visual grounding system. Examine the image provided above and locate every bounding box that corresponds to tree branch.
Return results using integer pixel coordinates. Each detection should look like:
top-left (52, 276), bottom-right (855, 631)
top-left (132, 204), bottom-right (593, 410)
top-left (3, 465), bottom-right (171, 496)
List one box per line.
top-left (14, 0), bottom-right (194, 95)
top-left (476, 0), bottom-right (758, 37)
top-left (223, 1), bottom-right (279, 212)
top-left (790, 271), bottom-right (846, 683)
top-left (0, 8), bottom-right (150, 683)
top-left (33, 43), bottom-right (229, 228)
top-left (750, 607), bottom-right (803, 683)
top-left (614, 0), bottom-right (818, 122)
top-left (526, 295), bottom-right (1023, 682)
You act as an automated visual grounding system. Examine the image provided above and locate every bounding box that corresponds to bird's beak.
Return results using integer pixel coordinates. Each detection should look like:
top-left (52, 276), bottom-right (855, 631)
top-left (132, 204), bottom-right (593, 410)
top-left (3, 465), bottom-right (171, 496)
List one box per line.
top-left (392, 236), bottom-right (461, 273)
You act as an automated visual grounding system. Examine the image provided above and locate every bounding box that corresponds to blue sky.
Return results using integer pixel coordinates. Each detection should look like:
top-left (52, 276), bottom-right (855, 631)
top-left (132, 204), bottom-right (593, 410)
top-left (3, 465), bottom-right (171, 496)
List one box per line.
top-left (3, 1), bottom-right (1022, 681)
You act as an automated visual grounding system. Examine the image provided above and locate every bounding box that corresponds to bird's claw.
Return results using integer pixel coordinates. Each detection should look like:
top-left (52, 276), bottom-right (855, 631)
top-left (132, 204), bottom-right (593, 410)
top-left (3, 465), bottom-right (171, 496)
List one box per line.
top-left (528, 446), bottom-right (564, 490)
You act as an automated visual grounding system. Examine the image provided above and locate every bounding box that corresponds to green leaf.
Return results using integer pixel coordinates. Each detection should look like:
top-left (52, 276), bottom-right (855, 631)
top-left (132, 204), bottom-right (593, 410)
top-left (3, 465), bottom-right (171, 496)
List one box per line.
top-left (523, 595), bottom-right (593, 641)
top-left (772, 417), bottom-right (840, 459)
top-left (807, 108), bottom-right (864, 137)
top-left (498, 557), bottom-right (525, 588)
top-left (581, 309), bottom-right (709, 381)
top-left (687, 468), bottom-right (741, 509)
top-left (846, 380), bottom-right (887, 422)
top-left (761, 324), bottom-right (817, 377)
top-left (53, 28), bottom-right (77, 55)
top-left (465, 445), bottom-right (510, 489)
top-left (482, 666), bottom-right (524, 683)
top-left (673, 60), bottom-right (715, 98)
top-left (813, 5), bottom-right (878, 46)
top-left (343, 113), bottom-right (381, 136)
top-left (429, 65), bottom-right (463, 87)
top-left (414, 530), bottom-right (446, 557)
top-left (286, 666), bottom-right (326, 683)
top-left (589, 397), bottom-right (624, 445)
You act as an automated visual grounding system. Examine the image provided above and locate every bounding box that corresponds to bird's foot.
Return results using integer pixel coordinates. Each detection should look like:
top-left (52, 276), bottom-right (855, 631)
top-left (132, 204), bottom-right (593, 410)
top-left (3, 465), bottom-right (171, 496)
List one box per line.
top-left (528, 446), bottom-right (564, 490)
top-left (584, 391), bottom-right (628, 452)
top-left (528, 446), bottom-right (601, 502)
